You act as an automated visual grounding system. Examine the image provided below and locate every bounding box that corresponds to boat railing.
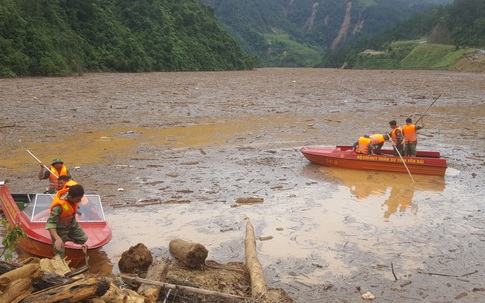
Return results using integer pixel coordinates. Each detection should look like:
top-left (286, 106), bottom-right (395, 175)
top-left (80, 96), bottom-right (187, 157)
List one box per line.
top-left (21, 194), bottom-right (107, 223)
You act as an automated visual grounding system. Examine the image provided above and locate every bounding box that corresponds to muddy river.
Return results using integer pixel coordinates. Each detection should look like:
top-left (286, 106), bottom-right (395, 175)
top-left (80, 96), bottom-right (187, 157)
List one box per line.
top-left (1, 68), bottom-right (484, 302)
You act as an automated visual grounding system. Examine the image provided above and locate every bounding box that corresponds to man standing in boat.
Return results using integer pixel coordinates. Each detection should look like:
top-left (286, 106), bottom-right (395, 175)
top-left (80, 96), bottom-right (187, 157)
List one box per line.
top-left (38, 158), bottom-right (71, 194)
top-left (389, 120), bottom-right (404, 156)
top-left (402, 117), bottom-right (424, 157)
top-left (46, 184), bottom-right (87, 258)
top-left (369, 133), bottom-right (390, 155)
top-left (352, 135), bottom-right (374, 155)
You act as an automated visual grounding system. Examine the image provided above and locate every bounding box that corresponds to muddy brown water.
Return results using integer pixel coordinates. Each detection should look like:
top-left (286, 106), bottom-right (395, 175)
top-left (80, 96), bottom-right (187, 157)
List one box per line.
top-left (1, 68), bottom-right (484, 302)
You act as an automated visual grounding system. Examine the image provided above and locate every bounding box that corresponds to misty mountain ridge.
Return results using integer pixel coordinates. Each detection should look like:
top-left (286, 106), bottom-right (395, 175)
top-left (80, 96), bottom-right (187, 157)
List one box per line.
top-left (200, 0), bottom-right (454, 66)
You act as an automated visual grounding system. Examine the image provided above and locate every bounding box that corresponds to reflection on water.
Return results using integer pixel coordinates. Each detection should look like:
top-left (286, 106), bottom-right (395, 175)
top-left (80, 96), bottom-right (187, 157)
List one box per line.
top-left (318, 166), bottom-right (445, 221)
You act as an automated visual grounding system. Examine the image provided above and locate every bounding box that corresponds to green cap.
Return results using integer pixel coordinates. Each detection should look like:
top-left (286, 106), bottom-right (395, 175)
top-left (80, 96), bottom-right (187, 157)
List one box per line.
top-left (383, 134), bottom-right (390, 141)
top-left (51, 158), bottom-right (63, 164)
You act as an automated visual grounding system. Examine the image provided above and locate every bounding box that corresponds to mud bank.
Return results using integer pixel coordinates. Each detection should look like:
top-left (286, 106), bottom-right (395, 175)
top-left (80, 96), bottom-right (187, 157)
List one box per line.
top-left (1, 68), bottom-right (485, 302)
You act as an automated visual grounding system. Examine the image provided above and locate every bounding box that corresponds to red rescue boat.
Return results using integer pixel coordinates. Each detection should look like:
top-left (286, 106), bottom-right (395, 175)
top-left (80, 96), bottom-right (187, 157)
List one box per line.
top-left (0, 183), bottom-right (112, 266)
top-left (301, 145), bottom-right (447, 176)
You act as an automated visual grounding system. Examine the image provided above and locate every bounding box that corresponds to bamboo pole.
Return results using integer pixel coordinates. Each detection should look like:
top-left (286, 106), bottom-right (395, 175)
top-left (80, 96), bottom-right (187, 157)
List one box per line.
top-left (386, 134), bottom-right (415, 183)
top-left (414, 94), bottom-right (440, 125)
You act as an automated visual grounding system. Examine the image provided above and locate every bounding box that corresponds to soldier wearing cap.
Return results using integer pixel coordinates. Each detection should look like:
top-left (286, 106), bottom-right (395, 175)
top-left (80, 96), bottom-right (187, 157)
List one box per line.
top-left (38, 158), bottom-right (71, 194)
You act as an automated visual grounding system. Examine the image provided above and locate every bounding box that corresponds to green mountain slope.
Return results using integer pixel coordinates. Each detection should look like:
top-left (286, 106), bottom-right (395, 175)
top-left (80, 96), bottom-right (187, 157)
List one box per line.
top-left (332, 0), bottom-right (485, 71)
top-left (0, 0), bottom-right (255, 77)
top-left (200, 0), bottom-right (452, 66)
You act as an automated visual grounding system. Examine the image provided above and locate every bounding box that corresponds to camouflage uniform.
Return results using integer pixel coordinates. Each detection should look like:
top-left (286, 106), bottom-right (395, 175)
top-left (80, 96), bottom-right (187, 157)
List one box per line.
top-left (46, 202), bottom-right (87, 258)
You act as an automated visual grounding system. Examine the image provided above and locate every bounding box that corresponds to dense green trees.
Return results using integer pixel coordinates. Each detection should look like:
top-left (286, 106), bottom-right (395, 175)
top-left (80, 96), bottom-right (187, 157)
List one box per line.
top-left (0, 0), bottom-right (254, 77)
top-left (1, 0), bottom-right (482, 74)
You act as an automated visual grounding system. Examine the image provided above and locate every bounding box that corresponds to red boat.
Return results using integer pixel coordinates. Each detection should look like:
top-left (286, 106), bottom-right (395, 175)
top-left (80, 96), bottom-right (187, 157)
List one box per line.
top-left (0, 183), bottom-right (112, 266)
top-left (301, 146), bottom-right (447, 176)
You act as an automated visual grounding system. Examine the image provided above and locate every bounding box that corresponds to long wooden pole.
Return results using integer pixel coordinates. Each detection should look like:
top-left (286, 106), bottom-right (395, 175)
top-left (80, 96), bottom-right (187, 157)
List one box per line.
top-left (388, 138), bottom-right (415, 183)
top-left (26, 150), bottom-right (58, 178)
top-left (414, 94), bottom-right (440, 125)
top-left (120, 275), bottom-right (247, 300)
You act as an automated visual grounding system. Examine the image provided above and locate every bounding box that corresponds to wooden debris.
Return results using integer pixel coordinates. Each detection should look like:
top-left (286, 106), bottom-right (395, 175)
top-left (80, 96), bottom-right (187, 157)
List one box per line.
top-left (243, 218), bottom-right (294, 302)
top-left (169, 239), bottom-right (208, 269)
top-left (100, 281), bottom-right (145, 303)
top-left (244, 217), bottom-right (268, 297)
top-left (138, 259), bottom-right (170, 303)
top-left (0, 260), bottom-right (72, 291)
top-left (1, 278), bottom-right (33, 303)
top-left (0, 263), bottom-right (42, 303)
top-left (21, 277), bottom-right (110, 303)
top-left (122, 275), bottom-right (248, 301)
top-left (0, 263), bottom-right (42, 282)
top-left (118, 243), bottom-right (153, 274)
top-left (236, 197), bottom-right (264, 204)
top-left (39, 255), bottom-right (72, 276)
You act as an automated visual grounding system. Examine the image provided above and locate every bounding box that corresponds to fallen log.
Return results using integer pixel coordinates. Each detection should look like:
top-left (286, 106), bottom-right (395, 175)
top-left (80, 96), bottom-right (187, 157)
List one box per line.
top-left (20, 277), bottom-right (110, 303)
top-left (138, 258), bottom-right (170, 303)
top-left (0, 260), bottom-right (23, 274)
top-left (1, 278), bottom-right (32, 303)
top-left (244, 217), bottom-right (268, 297)
top-left (0, 263), bottom-right (42, 284)
top-left (121, 275), bottom-right (248, 301)
top-left (169, 239), bottom-right (208, 269)
top-left (0, 259), bottom-right (73, 290)
top-left (0, 263), bottom-right (42, 303)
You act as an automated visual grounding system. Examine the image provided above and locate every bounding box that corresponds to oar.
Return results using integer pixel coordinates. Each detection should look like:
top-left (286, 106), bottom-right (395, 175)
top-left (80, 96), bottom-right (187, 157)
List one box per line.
top-left (415, 94), bottom-right (441, 125)
top-left (27, 150), bottom-right (58, 178)
top-left (387, 135), bottom-right (415, 183)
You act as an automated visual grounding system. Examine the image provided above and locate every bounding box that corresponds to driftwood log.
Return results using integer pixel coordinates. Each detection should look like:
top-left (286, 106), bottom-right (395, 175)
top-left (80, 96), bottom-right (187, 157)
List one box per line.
top-left (0, 259), bottom-right (73, 290)
top-left (20, 277), bottom-right (110, 303)
top-left (169, 239), bottom-right (208, 269)
top-left (2, 278), bottom-right (33, 303)
top-left (0, 260), bottom-right (22, 274)
top-left (244, 218), bottom-right (268, 297)
top-left (118, 243), bottom-right (153, 274)
top-left (0, 263), bottom-right (42, 283)
top-left (0, 263), bottom-right (43, 303)
top-left (138, 258), bottom-right (170, 303)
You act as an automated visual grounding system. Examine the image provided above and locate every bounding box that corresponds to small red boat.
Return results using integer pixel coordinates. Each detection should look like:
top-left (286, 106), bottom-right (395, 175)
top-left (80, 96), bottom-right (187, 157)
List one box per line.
top-left (301, 145), bottom-right (447, 176)
top-left (0, 183), bottom-right (112, 266)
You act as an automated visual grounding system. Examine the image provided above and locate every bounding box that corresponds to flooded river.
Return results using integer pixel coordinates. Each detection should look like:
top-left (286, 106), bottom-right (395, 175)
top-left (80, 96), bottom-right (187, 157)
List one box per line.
top-left (1, 68), bottom-right (484, 302)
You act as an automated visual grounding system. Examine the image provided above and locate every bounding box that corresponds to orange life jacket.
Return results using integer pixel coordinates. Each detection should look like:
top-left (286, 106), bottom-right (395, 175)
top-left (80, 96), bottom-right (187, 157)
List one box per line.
top-left (402, 124), bottom-right (417, 142)
top-left (391, 127), bottom-right (404, 145)
top-left (50, 188), bottom-right (78, 228)
top-left (355, 136), bottom-right (371, 154)
top-left (49, 165), bottom-right (69, 190)
top-left (63, 180), bottom-right (78, 189)
top-left (370, 134), bottom-right (385, 145)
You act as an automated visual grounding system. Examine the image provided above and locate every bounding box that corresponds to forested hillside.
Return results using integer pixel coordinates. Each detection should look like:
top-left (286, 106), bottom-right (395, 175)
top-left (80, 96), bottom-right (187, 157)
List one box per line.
top-left (200, 0), bottom-right (452, 66)
top-left (320, 0), bottom-right (485, 70)
top-left (0, 0), bottom-right (255, 77)
top-left (1, 0), bottom-right (481, 75)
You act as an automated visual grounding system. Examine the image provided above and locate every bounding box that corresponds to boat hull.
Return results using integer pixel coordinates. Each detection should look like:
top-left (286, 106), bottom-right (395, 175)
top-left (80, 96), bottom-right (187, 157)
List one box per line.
top-left (301, 146), bottom-right (447, 176)
top-left (0, 184), bottom-right (112, 266)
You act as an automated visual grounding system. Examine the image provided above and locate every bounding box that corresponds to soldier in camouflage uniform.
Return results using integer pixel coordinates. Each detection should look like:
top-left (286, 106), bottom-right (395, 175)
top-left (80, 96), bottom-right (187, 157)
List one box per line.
top-left (46, 184), bottom-right (87, 258)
